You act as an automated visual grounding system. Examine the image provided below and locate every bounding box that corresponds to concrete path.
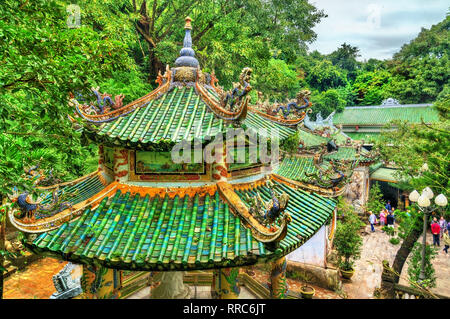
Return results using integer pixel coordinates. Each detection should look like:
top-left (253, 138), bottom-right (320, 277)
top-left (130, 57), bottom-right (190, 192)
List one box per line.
top-left (343, 224), bottom-right (450, 299)
top-left (342, 224), bottom-right (397, 299)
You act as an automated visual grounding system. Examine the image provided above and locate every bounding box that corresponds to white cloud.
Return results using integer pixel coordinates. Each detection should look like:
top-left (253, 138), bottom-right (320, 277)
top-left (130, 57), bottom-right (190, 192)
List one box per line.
top-left (308, 0), bottom-right (448, 60)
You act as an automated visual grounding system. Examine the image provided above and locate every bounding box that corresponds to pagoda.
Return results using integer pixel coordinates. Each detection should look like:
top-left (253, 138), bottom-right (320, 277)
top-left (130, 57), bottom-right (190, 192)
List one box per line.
top-left (6, 17), bottom-right (364, 299)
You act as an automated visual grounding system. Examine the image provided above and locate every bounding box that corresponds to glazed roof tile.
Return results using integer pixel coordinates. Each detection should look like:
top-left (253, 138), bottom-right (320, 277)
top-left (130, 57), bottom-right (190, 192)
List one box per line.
top-left (86, 86), bottom-right (294, 149)
top-left (27, 181), bottom-right (335, 270)
top-left (275, 156), bottom-right (329, 183)
top-left (333, 104), bottom-right (439, 126)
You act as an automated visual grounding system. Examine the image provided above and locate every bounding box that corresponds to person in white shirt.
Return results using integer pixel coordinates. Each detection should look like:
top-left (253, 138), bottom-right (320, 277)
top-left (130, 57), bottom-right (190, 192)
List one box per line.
top-left (369, 211), bottom-right (376, 232)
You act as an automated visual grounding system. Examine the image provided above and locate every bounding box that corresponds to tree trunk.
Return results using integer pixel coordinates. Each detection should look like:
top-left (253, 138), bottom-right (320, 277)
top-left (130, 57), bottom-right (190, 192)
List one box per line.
top-left (381, 216), bottom-right (423, 298)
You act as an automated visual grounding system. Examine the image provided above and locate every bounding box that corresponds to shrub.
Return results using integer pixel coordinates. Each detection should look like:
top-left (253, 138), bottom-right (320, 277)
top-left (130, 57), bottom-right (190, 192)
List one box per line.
top-left (407, 243), bottom-right (437, 288)
top-left (334, 199), bottom-right (364, 271)
top-left (389, 237), bottom-right (400, 245)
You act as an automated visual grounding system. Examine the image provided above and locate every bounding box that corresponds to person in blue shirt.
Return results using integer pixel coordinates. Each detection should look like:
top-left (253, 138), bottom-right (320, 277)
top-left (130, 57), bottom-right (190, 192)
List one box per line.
top-left (385, 200), bottom-right (392, 212)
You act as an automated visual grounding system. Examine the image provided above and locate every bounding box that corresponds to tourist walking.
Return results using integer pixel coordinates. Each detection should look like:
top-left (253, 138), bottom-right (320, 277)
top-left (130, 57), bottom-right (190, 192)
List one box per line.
top-left (443, 229), bottom-right (450, 254)
top-left (439, 216), bottom-right (447, 238)
top-left (386, 211), bottom-right (394, 228)
top-left (379, 209), bottom-right (386, 227)
top-left (431, 218), bottom-right (441, 247)
top-left (369, 211), bottom-right (376, 232)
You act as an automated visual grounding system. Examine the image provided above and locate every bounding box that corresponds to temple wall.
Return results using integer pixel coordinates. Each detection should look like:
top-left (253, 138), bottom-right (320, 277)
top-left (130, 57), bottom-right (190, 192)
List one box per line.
top-left (286, 225), bottom-right (327, 268)
top-left (345, 166), bottom-right (370, 214)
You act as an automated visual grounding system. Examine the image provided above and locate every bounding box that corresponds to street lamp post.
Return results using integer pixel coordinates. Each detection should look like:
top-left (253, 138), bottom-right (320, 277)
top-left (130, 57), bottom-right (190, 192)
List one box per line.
top-left (409, 188), bottom-right (447, 282)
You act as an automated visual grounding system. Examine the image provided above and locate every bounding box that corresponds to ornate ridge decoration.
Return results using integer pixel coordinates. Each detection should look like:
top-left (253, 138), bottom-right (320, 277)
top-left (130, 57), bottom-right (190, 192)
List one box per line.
top-left (8, 178), bottom-right (117, 234)
top-left (73, 66), bottom-right (173, 123)
top-left (271, 173), bottom-right (347, 197)
top-left (217, 179), bottom-right (291, 244)
top-left (250, 90), bottom-right (313, 127)
top-left (248, 107), bottom-right (310, 127)
top-left (305, 158), bottom-right (358, 190)
top-left (195, 67), bottom-right (251, 122)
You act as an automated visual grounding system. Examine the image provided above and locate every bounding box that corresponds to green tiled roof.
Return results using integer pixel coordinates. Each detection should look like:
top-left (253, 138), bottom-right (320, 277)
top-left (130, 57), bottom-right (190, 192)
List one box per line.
top-left (35, 173), bottom-right (106, 220)
top-left (345, 132), bottom-right (381, 142)
top-left (93, 86), bottom-right (224, 147)
top-left (275, 156), bottom-right (329, 182)
top-left (370, 167), bottom-right (401, 182)
top-left (85, 86), bottom-right (294, 150)
top-left (244, 112), bottom-right (296, 141)
top-left (297, 127), bottom-right (328, 147)
top-left (27, 181), bottom-right (335, 271)
top-left (333, 105), bottom-right (439, 126)
top-left (323, 146), bottom-right (373, 163)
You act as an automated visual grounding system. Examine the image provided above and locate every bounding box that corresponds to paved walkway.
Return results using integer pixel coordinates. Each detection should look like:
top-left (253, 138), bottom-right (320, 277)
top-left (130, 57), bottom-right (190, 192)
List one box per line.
top-left (399, 231), bottom-right (450, 297)
top-left (4, 257), bottom-right (67, 299)
top-left (342, 224), bottom-right (397, 298)
top-left (342, 224), bottom-right (450, 299)
top-left (3, 226), bottom-right (449, 299)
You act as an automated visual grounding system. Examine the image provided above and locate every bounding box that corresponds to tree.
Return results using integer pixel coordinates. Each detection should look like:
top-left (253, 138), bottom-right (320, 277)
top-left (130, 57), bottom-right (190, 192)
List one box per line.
top-left (328, 43), bottom-right (361, 81)
top-left (0, 0), bottom-right (136, 297)
top-left (367, 182), bottom-right (385, 215)
top-left (383, 14), bottom-right (449, 104)
top-left (407, 242), bottom-right (437, 288)
top-left (306, 60), bottom-right (348, 92)
top-left (75, 0), bottom-right (326, 84)
top-left (377, 75), bottom-right (449, 298)
top-left (310, 88), bottom-right (346, 117)
top-left (334, 198), bottom-right (364, 271)
top-left (352, 70), bottom-right (391, 105)
top-left (254, 59), bottom-right (300, 101)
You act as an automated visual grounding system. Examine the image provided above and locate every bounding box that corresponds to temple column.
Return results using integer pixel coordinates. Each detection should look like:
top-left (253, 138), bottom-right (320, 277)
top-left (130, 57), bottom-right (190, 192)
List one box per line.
top-left (211, 268), bottom-right (240, 299)
top-left (211, 141), bottom-right (228, 182)
top-left (78, 265), bottom-right (121, 299)
top-left (150, 271), bottom-right (190, 299)
top-left (113, 147), bottom-right (129, 182)
top-left (269, 256), bottom-right (288, 299)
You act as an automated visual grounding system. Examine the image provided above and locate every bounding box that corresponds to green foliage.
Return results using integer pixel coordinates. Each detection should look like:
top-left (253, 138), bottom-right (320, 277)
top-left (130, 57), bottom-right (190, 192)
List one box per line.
top-left (254, 59), bottom-right (300, 101)
top-left (0, 0), bottom-right (134, 199)
top-left (328, 43), bottom-right (361, 81)
top-left (334, 198), bottom-right (364, 270)
top-left (383, 226), bottom-right (396, 237)
top-left (95, 70), bottom-right (151, 105)
top-left (367, 183), bottom-right (385, 215)
top-left (310, 88), bottom-right (346, 117)
top-left (383, 15), bottom-right (450, 104)
top-left (352, 70), bottom-right (391, 105)
top-left (389, 237), bottom-right (400, 245)
top-left (280, 131), bottom-right (301, 154)
top-left (376, 86), bottom-right (449, 198)
top-left (306, 60), bottom-right (348, 92)
top-left (407, 243), bottom-right (437, 288)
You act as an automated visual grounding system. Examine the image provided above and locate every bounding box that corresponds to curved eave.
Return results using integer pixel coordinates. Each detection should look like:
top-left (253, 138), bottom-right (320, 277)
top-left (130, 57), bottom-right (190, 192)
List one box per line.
top-left (23, 177), bottom-right (335, 271)
top-left (272, 173), bottom-right (346, 198)
top-left (248, 107), bottom-right (307, 127)
top-left (9, 172), bottom-right (112, 233)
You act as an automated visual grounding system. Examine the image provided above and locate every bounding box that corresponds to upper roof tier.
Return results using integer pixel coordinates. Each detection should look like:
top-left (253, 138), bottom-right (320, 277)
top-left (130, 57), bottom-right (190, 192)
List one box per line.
top-left (72, 17), bottom-right (297, 150)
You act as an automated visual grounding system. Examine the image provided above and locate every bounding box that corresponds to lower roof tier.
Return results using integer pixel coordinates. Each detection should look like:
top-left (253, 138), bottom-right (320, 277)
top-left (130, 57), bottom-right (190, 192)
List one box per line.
top-left (26, 180), bottom-right (336, 271)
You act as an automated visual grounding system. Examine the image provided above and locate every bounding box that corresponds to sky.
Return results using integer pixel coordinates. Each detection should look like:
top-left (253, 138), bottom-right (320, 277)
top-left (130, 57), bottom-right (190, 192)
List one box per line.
top-left (308, 0), bottom-right (449, 61)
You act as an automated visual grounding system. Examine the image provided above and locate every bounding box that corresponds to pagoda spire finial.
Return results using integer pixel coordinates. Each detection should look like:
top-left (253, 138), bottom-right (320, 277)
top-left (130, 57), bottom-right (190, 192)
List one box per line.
top-left (174, 16), bottom-right (199, 68)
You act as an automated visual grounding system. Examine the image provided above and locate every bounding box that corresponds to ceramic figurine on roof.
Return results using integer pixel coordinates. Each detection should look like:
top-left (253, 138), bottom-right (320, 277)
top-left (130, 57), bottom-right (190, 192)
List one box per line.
top-left (8, 17), bottom-right (341, 300)
top-left (250, 89), bottom-right (313, 127)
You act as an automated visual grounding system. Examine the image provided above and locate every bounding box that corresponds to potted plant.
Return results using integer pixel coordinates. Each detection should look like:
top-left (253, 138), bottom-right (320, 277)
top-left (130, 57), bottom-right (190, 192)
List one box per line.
top-left (300, 285), bottom-right (315, 299)
top-left (333, 201), bottom-right (363, 280)
top-left (298, 271), bottom-right (315, 299)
